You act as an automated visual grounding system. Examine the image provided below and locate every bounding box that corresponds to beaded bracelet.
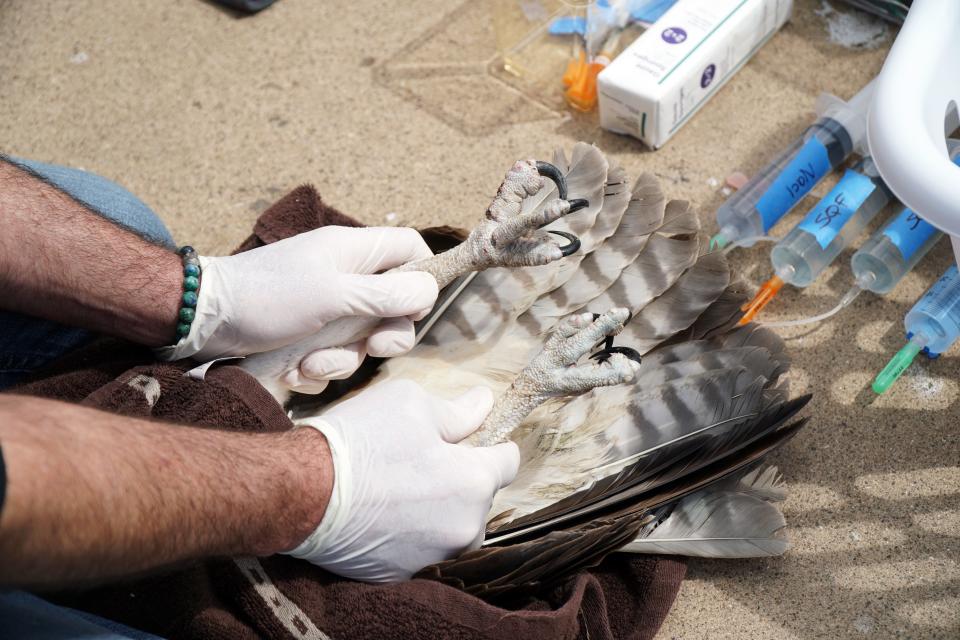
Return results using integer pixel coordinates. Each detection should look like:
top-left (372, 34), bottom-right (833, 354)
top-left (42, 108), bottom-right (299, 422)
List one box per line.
top-left (175, 246), bottom-right (201, 341)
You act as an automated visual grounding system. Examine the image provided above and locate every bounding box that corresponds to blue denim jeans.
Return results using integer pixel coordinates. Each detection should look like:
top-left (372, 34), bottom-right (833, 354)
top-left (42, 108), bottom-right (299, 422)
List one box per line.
top-left (0, 156), bottom-right (175, 390)
top-left (0, 157), bottom-right (172, 639)
top-left (0, 591), bottom-right (164, 640)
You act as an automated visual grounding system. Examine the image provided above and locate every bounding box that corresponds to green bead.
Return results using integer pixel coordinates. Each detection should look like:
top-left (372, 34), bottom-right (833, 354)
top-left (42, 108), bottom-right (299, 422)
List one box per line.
top-left (176, 322), bottom-right (192, 337)
top-left (183, 263), bottom-right (200, 278)
top-left (179, 307), bottom-right (196, 323)
top-left (182, 291), bottom-right (198, 307)
top-left (183, 275), bottom-right (199, 291)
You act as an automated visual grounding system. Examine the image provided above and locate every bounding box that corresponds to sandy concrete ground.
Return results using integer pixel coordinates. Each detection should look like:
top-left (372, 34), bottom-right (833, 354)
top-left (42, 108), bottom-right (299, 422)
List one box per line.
top-left (1, 0), bottom-right (957, 637)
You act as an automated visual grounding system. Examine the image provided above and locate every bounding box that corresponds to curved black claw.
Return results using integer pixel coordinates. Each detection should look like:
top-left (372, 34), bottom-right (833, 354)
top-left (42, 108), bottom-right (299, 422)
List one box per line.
top-left (590, 346), bottom-right (643, 365)
top-left (548, 230), bottom-right (581, 257)
top-left (536, 161), bottom-right (568, 200)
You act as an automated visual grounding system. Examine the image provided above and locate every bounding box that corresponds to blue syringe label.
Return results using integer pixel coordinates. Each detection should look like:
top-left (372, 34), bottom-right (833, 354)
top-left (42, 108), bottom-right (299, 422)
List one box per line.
top-left (755, 136), bottom-right (831, 232)
top-left (797, 169), bottom-right (876, 249)
top-left (883, 208), bottom-right (938, 261)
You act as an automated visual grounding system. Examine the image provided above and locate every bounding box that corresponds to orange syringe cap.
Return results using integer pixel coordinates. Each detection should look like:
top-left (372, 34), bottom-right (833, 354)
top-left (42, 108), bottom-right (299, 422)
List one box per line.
top-left (737, 275), bottom-right (785, 326)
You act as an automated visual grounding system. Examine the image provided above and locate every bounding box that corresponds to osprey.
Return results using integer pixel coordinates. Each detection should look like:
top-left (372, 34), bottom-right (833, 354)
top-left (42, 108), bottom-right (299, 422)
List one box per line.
top-left (242, 143), bottom-right (810, 600)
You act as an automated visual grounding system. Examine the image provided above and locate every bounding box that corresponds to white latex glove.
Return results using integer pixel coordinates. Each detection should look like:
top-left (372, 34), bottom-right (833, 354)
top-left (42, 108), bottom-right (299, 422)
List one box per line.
top-left (155, 227), bottom-right (439, 383)
top-left (285, 380), bottom-right (520, 583)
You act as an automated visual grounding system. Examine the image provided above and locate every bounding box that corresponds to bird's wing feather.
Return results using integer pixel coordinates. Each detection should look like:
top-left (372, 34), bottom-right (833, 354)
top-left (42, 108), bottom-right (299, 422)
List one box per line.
top-left (621, 465), bottom-right (789, 557)
top-left (425, 416), bottom-right (806, 599)
top-left (488, 387), bottom-right (809, 540)
top-left (514, 172), bottom-right (670, 339)
top-left (582, 230), bottom-right (702, 327)
top-left (676, 279), bottom-right (751, 341)
top-left (617, 248), bottom-right (731, 354)
top-left (416, 512), bottom-right (649, 601)
top-left (622, 493), bottom-right (788, 557)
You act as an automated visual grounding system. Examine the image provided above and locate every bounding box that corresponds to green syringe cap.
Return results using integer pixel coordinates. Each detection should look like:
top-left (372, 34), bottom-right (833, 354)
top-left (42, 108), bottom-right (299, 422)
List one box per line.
top-left (872, 340), bottom-right (923, 394)
top-left (709, 232), bottom-right (728, 251)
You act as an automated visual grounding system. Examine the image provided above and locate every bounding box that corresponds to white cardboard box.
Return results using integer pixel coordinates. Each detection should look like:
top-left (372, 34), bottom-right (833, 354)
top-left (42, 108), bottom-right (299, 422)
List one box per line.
top-left (598, 0), bottom-right (793, 149)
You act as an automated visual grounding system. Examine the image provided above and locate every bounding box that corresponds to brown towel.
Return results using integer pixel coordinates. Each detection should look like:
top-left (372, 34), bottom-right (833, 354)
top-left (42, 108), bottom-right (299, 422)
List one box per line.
top-left (12, 186), bottom-right (687, 640)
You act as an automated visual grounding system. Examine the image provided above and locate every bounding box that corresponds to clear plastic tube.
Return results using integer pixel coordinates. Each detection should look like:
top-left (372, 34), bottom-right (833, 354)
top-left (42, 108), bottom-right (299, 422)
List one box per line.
top-left (719, 234), bottom-right (780, 255)
top-left (762, 281), bottom-right (866, 328)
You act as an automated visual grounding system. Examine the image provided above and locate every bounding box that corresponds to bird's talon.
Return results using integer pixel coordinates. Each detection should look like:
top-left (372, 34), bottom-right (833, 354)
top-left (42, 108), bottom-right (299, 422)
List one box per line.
top-left (589, 350), bottom-right (611, 364)
top-left (473, 159), bottom-right (590, 269)
top-left (566, 198), bottom-right (589, 214)
top-left (548, 230), bottom-right (581, 257)
top-left (536, 161), bottom-right (568, 200)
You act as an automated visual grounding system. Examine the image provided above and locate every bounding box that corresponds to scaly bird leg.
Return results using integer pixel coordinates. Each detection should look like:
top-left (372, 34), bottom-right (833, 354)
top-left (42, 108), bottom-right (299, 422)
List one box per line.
top-left (239, 158), bottom-right (587, 404)
top-left (467, 308), bottom-right (641, 447)
top-left (395, 159), bottom-right (587, 288)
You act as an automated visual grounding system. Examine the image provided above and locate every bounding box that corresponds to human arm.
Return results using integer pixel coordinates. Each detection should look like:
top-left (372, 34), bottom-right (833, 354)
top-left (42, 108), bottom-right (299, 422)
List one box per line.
top-left (0, 393), bottom-right (332, 587)
top-left (0, 381), bottom-right (518, 587)
top-left (0, 157), bottom-right (438, 390)
top-left (0, 158), bottom-right (182, 346)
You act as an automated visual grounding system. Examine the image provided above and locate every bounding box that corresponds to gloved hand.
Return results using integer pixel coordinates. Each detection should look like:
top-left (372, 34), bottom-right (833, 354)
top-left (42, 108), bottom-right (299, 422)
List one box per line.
top-left (285, 379), bottom-right (520, 583)
top-left (156, 227), bottom-right (439, 386)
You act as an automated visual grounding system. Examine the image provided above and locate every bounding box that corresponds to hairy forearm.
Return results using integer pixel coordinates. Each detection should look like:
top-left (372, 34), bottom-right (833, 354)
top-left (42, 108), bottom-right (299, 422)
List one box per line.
top-left (0, 158), bottom-right (181, 347)
top-left (0, 395), bottom-right (332, 588)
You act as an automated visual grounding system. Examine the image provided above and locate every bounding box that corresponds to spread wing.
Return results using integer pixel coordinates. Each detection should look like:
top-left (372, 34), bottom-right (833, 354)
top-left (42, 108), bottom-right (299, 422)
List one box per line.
top-left (303, 146), bottom-right (811, 600)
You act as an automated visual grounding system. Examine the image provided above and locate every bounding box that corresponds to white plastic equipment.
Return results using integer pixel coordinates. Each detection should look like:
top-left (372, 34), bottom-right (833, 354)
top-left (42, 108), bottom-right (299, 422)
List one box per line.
top-left (868, 0), bottom-right (960, 268)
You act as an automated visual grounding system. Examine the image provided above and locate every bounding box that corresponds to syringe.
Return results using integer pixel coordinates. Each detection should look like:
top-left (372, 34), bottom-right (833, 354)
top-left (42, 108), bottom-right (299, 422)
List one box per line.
top-left (711, 79), bottom-right (875, 251)
top-left (756, 141), bottom-right (960, 329)
top-left (852, 209), bottom-right (944, 295)
top-left (738, 155), bottom-right (893, 324)
top-left (873, 265), bottom-right (960, 394)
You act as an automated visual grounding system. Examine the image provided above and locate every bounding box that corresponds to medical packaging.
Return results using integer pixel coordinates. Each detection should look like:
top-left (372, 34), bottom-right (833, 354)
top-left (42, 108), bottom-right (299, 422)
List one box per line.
top-left (598, 0), bottom-right (793, 148)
